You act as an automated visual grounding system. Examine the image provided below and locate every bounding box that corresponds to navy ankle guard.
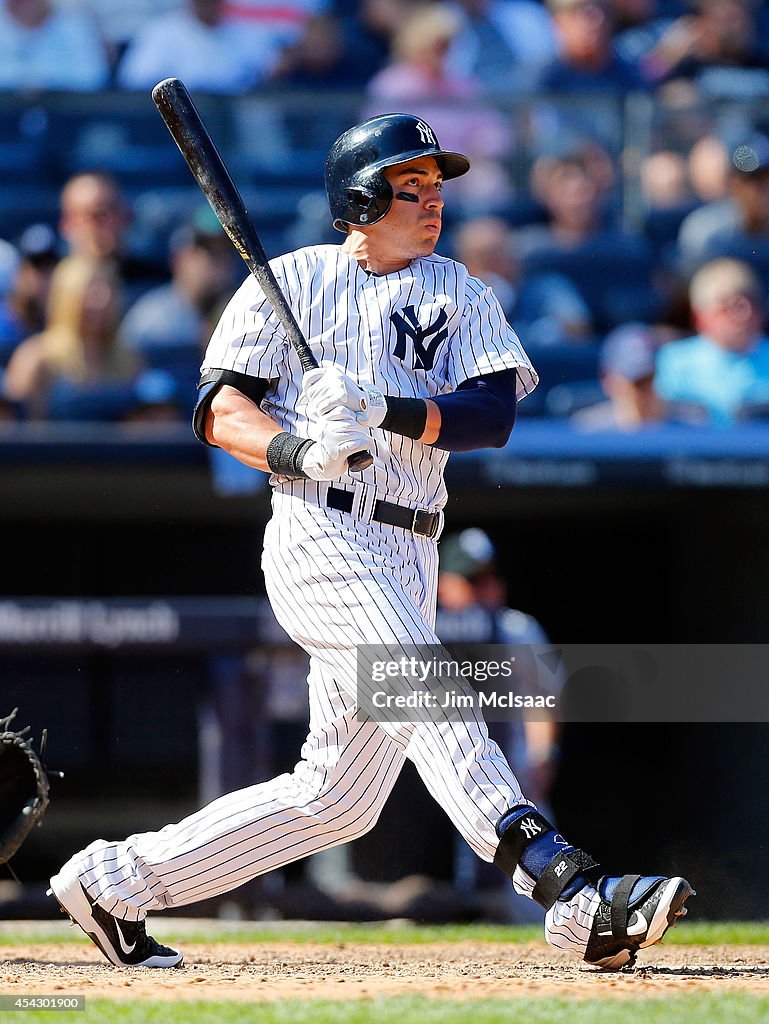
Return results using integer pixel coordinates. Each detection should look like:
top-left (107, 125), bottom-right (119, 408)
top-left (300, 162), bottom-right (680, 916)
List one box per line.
top-left (494, 808), bottom-right (601, 910)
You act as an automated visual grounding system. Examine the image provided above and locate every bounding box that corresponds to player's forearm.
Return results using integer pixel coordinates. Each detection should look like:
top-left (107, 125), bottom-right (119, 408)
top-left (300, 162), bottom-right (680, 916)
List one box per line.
top-left (205, 385), bottom-right (283, 472)
top-left (382, 369), bottom-right (518, 451)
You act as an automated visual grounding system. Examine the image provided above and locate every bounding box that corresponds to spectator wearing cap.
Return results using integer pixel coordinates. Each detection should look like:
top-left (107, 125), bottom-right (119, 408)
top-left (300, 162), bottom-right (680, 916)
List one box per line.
top-left (655, 258), bottom-right (769, 425)
top-left (0, 224), bottom-right (59, 365)
top-left (571, 323), bottom-right (667, 429)
top-left (0, 0), bottom-right (110, 92)
top-left (677, 134), bottom-right (769, 284)
top-left (120, 218), bottom-right (236, 354)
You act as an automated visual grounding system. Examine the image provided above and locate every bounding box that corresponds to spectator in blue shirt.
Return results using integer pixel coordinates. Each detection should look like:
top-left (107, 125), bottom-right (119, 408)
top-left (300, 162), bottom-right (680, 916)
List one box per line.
top-left (655, 258), bottom-right (769, 424)
top-left (0, 0), bottom-right (110, 92)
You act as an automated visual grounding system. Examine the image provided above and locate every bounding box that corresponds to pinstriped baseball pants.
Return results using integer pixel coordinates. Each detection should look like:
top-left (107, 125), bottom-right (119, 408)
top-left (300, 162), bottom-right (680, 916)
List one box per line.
top-left (75, 491), bottom-right (530, 919)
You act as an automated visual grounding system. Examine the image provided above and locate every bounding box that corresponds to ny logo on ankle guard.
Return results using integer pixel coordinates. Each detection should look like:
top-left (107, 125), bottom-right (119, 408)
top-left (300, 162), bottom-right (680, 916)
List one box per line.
top-left (520, 816), bottom-right (542, 839)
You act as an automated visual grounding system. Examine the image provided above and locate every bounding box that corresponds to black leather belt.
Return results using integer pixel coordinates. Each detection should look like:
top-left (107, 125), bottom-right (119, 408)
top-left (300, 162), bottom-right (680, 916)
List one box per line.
top-left (326, 487), bottom-right (440, 539)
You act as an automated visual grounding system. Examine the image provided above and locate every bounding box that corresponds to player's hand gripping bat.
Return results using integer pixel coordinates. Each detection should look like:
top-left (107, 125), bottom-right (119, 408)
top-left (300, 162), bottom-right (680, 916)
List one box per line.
top-left (151, 77), bottom-right (373, 473)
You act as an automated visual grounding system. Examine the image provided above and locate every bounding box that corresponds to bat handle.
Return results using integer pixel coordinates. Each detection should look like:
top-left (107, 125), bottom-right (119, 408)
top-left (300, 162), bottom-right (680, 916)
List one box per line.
top-left (348, 449), bottom-right (374, 473)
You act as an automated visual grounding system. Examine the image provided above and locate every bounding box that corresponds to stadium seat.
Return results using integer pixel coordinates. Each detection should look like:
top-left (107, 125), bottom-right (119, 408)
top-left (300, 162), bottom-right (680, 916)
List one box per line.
top-left (521, 237), bottom-right (662, 335)
top-left (518, 343), bottom-right (602, 417)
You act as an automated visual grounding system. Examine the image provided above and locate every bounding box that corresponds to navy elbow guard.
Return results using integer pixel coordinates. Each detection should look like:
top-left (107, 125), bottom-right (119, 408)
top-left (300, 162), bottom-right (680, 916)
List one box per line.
top-left (192, 369), bottom-right (270, 446)
top-left (432, 369), bottom-right (518, 452)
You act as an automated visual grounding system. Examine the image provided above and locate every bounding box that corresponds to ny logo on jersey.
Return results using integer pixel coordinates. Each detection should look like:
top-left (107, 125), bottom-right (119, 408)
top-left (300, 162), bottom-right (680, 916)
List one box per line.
top-left (519, 817), bottom-right (542, 840)
top-left (415, 120), bottom-right (437, 146)
top-left (390, 305), bottom-right (448, 371)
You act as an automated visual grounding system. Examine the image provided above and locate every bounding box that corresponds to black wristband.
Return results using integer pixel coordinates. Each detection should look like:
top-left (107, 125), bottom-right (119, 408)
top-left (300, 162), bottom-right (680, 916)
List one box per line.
top-left (380, 397), bottom-right (427, 440)
top-left (266, 432), bottom-right (314, 478)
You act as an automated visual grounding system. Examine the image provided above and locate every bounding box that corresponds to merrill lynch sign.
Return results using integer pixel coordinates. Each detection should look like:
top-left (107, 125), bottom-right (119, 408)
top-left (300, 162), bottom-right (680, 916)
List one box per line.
top-left (0, 601), bottom-right (179, 647)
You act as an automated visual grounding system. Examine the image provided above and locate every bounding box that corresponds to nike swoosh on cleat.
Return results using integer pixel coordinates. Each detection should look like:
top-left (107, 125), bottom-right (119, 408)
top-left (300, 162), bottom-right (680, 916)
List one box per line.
top-left (626, 911), bottom-right (648, 937)
top-left (597, 911), bottom-right (648, 939)
top-left (114, 920), bottom-right (137, 956)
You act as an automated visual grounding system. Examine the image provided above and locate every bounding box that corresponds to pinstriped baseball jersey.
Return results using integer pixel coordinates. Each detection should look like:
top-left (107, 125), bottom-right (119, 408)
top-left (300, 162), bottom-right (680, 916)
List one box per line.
top-left (202, 244), bottom-right (538, 508)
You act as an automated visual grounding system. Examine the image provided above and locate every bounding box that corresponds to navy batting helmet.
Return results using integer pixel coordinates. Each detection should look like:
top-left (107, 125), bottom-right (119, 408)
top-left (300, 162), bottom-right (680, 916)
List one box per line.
top-left (324, 113), bottom-right (470, 233)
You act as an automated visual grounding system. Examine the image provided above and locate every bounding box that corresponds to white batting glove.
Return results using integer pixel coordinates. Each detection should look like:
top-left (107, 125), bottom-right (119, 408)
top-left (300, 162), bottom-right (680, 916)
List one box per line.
top-left (301, 409), bottom-right (372, 481)
top-left (302, 366), bottom-right (387, 429)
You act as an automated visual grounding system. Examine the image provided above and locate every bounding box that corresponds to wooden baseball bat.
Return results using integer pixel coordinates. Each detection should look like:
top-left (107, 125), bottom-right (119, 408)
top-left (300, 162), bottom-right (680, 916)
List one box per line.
top-left (151, 77), bottom-right (373, 473)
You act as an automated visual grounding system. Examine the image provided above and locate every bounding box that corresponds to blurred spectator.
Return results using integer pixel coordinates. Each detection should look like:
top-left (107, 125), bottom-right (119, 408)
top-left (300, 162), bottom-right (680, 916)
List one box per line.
top-left (623, 0), bottom-right (769, 95)
top-left (572, 322), bottom-right (667, 429)
top-left (612, 0), bottom-right (686, 84)
top-left (436, 528), bottom-right (564, 920)
top-left (609, 0), bottom-right (684, 37)
top-left (535, 0), bottom-right (647, 94)
top-left (3, 256), bottom-right (140, 421)
top-left (0, 224), bottom-right (59, 365)
top-left (224, 0), bottom-right (328, 73)
top-left (640, 149), bottom-right (691, 210)
top-left (120, 219), bottom-right (235, 354)
top-left (656, 258), bottom-right (769, 424)
top-left (638, 149), bottom-right (699, 264)
top-left (688, 133), bottom-right (730, 204)
top-left (516, 148), bottom-right (659, 332)
top-left (84, 0), bottom-right (181, 56)
top-left (59, 172), bottom-right (129, 263)
top-left (0, 0), bottom-right (110, 92)
top-left (446, 0), bottom-right (558, 96)
top-left (271, 13), bottom-right (368, 88)
top-left (335, 0), bottom-right (420, 86)
top-left (519, 148), bottom-right (613, 253)
top-left (117, 0), bottom-right (275, 93)
top-left (59, 172), bottom-right (162, 306)
top-left (677, 134), bottom-right (769, 283)
top-left (453, 216), bottom-right (593, 345)
top-left (366, 3), bottom-right (514, 213)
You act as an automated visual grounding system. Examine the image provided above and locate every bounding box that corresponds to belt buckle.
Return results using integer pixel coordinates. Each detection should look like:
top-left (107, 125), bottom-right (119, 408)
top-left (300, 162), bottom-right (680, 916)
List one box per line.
top-left (412, 508), bottom-right (434, 538)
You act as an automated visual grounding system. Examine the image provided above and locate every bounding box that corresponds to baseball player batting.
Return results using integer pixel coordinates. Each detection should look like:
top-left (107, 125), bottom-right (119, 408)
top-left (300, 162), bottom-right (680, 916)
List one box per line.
top-left (49, 113), bottom-right (693, 970)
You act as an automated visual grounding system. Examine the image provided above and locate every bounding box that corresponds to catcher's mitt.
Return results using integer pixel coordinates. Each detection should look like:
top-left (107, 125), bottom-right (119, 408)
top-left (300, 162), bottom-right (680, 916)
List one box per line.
top-left (0, 709), bottom-right (51, 865)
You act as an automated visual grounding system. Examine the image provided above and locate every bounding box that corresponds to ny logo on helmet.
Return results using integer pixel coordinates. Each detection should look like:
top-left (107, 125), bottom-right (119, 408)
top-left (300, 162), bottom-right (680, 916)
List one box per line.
top-left (390, 305), bottom-right (448, 371)
top-left (415, 121), bottom-right (437, 146)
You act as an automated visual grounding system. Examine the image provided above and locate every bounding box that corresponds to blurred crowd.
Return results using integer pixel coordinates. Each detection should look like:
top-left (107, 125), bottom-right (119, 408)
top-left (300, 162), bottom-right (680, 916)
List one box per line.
top-left (3, 0), bottom-right (769, 98)
top-left (2, 0), bottom-right (769, 429)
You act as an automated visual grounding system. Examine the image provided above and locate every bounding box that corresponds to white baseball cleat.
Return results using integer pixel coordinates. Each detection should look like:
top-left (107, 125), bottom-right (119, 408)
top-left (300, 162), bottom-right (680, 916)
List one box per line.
top-left (48, 860), bottom-right (183, 968)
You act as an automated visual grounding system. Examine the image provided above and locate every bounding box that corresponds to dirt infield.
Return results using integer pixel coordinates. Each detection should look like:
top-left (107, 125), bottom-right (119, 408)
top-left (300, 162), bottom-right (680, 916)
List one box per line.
top-left (3, 942), bottom-right (769, 1002)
